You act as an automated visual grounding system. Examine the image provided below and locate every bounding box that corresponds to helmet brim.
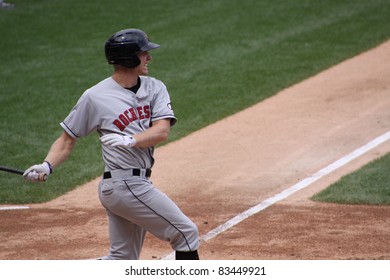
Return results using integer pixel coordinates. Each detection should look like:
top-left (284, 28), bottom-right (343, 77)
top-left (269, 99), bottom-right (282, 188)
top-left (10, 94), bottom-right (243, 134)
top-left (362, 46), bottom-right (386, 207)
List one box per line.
top-left (141, 42), bottom-right (160, 52)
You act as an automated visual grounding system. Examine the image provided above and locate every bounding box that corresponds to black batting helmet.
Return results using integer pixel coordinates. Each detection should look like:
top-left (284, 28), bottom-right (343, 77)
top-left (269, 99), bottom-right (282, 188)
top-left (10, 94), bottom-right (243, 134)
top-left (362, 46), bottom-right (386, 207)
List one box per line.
top-left (105, 29), bottom-right (160, 68)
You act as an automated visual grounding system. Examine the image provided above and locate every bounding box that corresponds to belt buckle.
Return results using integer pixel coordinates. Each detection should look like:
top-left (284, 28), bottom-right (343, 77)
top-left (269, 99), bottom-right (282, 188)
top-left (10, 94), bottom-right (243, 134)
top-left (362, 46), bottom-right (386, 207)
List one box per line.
top-left (103, 171), bottom-right (111, 179)
top-left (132, 169), bottom-right (141, 176)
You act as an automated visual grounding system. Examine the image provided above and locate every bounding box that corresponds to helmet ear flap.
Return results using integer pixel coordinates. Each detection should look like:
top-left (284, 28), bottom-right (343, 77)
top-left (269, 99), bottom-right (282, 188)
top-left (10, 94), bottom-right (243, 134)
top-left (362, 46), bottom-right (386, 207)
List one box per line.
top-left (107, 54), bottom-right (140, 68)
top-left (117, 54), bottom-right (141, 68)
top-left (126, 54), bottom-right (141, 68)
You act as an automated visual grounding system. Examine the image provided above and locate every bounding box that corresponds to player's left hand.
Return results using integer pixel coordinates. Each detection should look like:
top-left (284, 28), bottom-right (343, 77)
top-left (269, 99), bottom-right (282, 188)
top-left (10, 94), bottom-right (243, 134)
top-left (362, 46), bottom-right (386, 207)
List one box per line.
top-left (23, 162), bottom-right (51, 182)
top-left (100, 133), bottom-right (137, 147)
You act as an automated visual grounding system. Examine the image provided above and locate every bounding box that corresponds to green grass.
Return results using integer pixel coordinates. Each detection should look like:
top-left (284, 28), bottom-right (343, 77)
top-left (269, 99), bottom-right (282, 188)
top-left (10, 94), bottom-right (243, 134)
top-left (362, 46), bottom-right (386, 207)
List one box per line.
top-left (1, 0), bottom-right (390, 203)
top-left (312, 153), bottom-right (390, 205)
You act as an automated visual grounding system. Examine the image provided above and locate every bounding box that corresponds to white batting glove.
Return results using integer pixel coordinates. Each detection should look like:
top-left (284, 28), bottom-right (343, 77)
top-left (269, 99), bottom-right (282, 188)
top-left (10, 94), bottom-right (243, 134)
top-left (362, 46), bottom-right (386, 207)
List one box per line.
top-left (100, 134), bottom-right (137, 147)
top-left (23, 161), bottom-right (52, 182)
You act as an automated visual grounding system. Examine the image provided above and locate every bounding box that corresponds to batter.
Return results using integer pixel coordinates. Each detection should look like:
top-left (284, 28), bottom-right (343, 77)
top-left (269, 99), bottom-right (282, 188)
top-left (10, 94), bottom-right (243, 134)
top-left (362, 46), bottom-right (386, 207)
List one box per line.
top-left (23, 29), bottom-right (200, 260)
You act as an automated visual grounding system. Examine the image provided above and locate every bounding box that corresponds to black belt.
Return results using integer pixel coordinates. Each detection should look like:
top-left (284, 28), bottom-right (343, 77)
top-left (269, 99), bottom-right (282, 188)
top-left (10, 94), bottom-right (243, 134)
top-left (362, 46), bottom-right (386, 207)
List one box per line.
top-left (103, 169), bottom-right (152, 179)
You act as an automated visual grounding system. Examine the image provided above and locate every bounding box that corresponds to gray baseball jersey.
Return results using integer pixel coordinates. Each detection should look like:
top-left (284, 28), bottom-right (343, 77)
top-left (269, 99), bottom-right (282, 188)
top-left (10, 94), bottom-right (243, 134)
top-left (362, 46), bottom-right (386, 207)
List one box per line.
top-left (61, 76), bottom-right (176, 170)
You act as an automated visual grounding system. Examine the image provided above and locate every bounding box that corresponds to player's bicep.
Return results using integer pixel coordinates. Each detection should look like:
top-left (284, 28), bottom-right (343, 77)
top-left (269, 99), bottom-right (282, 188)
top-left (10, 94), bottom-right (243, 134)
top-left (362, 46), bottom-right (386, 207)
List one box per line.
top-left (150, 119), bottom-right (171, 139)
top-left (61, 93), bottom-right (99, 138)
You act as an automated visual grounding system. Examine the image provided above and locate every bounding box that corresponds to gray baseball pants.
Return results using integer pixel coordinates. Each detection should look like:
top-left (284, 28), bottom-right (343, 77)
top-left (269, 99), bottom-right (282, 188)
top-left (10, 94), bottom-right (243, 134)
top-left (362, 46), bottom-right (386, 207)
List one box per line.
top-left (98, 169), bottom-right (199, 260)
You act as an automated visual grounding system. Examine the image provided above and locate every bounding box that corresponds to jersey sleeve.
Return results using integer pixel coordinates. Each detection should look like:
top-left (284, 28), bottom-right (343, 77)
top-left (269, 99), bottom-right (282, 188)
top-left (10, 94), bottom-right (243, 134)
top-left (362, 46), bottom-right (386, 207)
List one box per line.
top-left (60, 91), bottom-right (99, 138)
top-left (150, 82), bottom-right (177, 126)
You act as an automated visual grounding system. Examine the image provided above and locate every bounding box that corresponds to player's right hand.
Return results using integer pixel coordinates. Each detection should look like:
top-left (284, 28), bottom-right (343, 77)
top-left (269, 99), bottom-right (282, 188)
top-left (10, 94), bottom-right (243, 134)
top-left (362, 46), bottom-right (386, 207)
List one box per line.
top-left (23, 162), bottom-right (51, 182)
top-left (100, 133), bottom-right (137, 147)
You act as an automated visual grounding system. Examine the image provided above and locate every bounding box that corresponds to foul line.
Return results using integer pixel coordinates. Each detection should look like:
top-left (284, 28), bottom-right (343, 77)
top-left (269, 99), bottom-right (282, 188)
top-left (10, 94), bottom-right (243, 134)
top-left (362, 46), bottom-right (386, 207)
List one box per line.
top-left (0, 206), bottom-right (30, 211)
top-left (162, 130), bottom-right (390, 259)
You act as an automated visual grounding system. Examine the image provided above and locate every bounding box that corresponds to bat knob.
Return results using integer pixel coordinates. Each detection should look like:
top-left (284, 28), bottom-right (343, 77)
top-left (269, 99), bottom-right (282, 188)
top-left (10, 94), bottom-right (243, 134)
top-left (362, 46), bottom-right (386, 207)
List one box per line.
top-left (39, 173), bottom-right (48, 182)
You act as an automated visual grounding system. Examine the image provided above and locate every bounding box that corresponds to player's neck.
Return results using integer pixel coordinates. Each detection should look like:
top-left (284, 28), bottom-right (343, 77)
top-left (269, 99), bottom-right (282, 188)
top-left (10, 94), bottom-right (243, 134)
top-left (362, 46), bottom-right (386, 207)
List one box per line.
top-left (112, 70), bottom-right (139, 89)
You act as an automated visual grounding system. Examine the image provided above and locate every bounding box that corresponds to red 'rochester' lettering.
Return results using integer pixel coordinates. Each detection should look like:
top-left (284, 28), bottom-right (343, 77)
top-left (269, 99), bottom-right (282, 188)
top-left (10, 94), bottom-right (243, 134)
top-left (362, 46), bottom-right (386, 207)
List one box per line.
top-left (113, 105), bottom-right (151, 131)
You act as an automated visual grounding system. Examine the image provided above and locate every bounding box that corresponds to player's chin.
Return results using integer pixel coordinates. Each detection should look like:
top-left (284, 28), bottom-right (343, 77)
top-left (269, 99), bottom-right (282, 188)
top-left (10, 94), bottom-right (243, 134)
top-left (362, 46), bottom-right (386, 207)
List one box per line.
top-left (134, 64), bottom-right (149, 76)
top-left (139, 67), bottom-right (149, 76)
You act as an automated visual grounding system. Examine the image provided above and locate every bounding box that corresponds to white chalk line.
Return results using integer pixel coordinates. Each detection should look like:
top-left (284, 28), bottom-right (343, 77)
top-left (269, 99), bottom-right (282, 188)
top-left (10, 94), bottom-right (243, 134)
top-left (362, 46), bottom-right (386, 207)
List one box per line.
top-left (162, 130), bottom-right (390, 259)
top-left (0, 206), bottom-right (30, 211)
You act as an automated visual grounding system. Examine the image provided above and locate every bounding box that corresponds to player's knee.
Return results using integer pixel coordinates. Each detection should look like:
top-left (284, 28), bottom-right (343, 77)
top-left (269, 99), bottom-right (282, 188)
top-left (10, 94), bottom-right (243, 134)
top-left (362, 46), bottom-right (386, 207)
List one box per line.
top-left (188, 221), bottom-right (199, 246)
top-left (174, 220), bottom-right (200, 251)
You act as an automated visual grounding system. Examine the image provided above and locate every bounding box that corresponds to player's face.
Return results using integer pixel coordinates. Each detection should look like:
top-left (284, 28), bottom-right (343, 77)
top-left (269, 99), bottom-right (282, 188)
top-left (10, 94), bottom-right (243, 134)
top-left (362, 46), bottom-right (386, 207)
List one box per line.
top-left (136, 51), bottom-right (152, 75)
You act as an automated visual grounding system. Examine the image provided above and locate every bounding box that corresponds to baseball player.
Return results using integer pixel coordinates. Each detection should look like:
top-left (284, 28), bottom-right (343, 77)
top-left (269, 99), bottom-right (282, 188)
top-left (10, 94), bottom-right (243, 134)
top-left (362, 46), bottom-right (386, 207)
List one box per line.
top-left (23, 28), bottom-right (200, 260)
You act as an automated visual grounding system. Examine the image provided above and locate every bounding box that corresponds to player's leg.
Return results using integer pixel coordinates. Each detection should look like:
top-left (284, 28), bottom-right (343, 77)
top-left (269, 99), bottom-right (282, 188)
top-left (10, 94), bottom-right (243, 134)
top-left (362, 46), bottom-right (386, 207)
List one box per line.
top-left (120, 179), bottom-right (200, 259)
top-left (101, 208), bottom-right (147, 260)
top-left (99, 177), bottom-right (199, 259)
top-left (98, 179), bottom-right (146, 260)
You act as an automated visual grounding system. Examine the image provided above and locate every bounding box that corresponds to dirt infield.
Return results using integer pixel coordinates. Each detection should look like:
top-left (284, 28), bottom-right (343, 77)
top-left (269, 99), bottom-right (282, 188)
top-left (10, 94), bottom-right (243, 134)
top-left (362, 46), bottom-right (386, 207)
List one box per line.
top-left (1, 40), bottom-right (390, 260)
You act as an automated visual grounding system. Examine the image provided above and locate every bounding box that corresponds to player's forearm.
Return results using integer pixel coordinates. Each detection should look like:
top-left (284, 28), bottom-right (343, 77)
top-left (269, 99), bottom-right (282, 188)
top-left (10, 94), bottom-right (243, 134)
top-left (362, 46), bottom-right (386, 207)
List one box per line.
top-left (133, 119), bottom-right (170, 148)
top-left (99, 119), bottom-right (172, 149)
top-left (44, 131), bottom-right (76, 168)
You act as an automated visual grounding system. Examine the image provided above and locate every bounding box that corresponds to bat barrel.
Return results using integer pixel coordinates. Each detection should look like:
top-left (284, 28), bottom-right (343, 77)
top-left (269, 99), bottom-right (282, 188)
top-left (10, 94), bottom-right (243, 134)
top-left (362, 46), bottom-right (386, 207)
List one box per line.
top-left (0, 166), bottom-right (25, 175)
